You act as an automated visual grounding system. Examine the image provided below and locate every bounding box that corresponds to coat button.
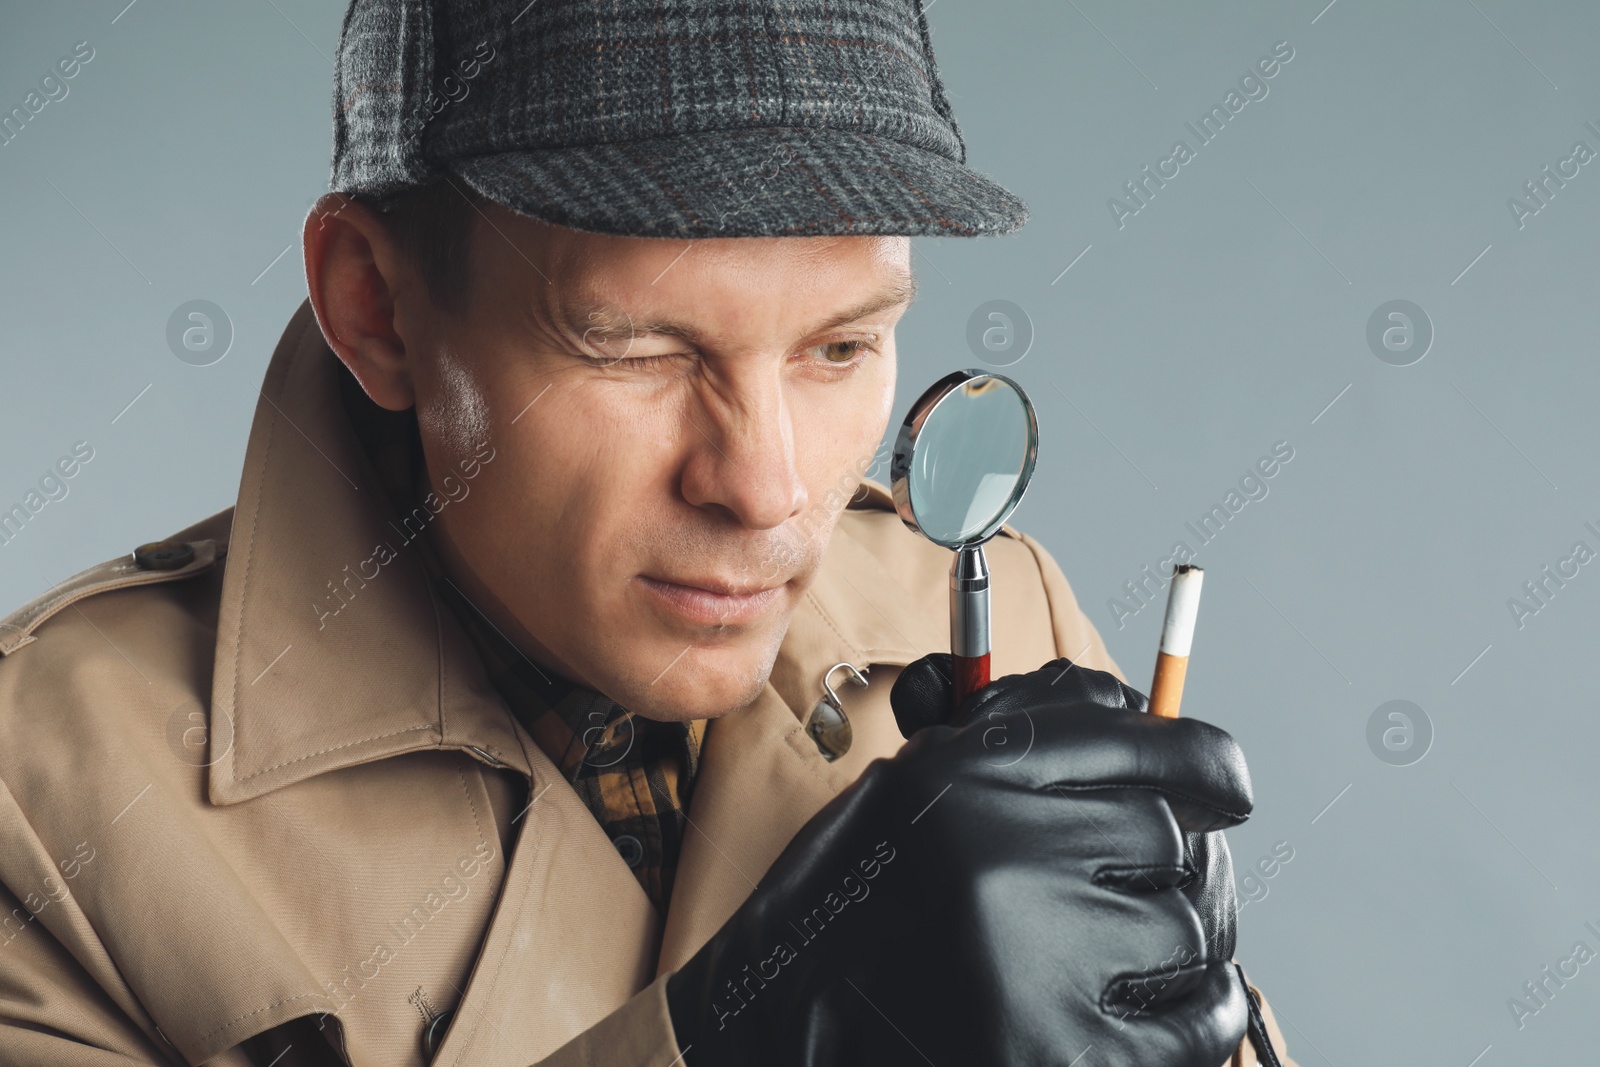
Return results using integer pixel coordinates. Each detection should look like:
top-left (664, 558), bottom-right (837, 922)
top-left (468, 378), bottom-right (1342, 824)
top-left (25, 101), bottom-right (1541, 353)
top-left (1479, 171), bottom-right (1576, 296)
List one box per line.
top-left (423, 1008), bottom-right (455, 1058)
top-left (804, 697), bottom-right (853, 761)
top-left (133, 541), bottom-right (195, 571)
top-left (613, 833), bottom-right (643, 868)
top-left (807, 663), bottom-right (865, 761)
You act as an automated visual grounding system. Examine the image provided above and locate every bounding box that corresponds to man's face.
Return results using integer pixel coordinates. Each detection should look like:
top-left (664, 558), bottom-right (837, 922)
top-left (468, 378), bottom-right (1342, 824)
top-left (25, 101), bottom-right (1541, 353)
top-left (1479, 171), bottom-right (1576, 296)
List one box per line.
top-left (393, 204), bottom-right (910, 722)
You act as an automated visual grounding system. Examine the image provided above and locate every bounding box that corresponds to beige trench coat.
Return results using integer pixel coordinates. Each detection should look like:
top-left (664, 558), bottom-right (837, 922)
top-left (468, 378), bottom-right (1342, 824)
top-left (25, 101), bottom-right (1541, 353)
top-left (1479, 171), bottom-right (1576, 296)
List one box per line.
top-left (0, 299), bottom-right (1293, 1066)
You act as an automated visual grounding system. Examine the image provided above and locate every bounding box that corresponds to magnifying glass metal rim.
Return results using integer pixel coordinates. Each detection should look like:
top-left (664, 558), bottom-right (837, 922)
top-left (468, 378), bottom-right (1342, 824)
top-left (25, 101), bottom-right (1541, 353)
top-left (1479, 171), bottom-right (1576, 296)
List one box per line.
top-left (889, 368), bottom-right (1040, 715)
top-left (889, 368), bottom-right (1040, 550)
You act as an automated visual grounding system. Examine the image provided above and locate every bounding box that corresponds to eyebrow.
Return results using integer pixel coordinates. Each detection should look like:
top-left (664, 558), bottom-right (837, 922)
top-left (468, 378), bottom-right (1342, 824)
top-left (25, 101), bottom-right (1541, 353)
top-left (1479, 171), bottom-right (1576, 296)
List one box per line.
top-left (560, 275), bottom-right (919, 347)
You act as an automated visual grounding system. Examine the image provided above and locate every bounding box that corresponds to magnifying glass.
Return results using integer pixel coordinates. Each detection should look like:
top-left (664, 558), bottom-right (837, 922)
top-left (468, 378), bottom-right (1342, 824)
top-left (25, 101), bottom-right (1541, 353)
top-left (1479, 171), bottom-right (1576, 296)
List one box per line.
top-left (891, 369), bottom-right (1039, 712)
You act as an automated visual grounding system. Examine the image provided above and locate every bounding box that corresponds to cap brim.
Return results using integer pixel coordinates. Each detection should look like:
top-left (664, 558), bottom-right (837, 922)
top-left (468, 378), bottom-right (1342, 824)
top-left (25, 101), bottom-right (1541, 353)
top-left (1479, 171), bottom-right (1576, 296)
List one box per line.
top-left (449, 126), bottom-right (1028, 240)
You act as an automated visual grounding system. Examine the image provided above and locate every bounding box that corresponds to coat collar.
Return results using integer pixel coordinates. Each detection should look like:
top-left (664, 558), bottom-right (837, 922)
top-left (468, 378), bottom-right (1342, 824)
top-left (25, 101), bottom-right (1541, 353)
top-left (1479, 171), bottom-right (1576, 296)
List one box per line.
top-left (208, 298), bottom-right (943, 803)
top-left (206, 299), bottom-right (534, 805)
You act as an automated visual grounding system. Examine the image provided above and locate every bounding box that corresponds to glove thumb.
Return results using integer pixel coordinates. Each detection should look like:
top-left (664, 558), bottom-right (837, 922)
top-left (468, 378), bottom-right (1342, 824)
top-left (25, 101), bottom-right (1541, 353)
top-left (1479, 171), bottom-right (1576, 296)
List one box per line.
top-left (889, 653), bottom-right (956, 740)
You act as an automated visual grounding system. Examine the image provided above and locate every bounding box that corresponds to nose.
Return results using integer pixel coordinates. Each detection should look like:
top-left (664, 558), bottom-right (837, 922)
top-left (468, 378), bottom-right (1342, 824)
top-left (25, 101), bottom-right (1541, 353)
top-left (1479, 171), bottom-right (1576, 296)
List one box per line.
top-left (679, 371), bottom-right (808, 530)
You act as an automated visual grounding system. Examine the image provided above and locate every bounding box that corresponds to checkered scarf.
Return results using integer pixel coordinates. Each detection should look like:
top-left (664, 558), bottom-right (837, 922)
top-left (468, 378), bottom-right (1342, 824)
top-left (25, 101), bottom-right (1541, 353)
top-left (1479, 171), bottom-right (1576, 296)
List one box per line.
top-left (339, 370), bottom-right (704, 914)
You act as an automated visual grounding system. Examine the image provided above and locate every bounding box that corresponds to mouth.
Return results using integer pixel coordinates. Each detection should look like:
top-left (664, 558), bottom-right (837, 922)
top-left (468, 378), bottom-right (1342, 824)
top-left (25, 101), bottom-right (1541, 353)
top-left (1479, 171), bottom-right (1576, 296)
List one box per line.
top-left (636, 574), bottom-right (786, 627)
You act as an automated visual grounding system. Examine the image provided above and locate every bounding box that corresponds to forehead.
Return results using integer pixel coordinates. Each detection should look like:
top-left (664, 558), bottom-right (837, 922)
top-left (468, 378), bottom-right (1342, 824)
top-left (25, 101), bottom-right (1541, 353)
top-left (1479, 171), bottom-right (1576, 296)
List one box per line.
top-left (473, 203), bottom-right (913, 337)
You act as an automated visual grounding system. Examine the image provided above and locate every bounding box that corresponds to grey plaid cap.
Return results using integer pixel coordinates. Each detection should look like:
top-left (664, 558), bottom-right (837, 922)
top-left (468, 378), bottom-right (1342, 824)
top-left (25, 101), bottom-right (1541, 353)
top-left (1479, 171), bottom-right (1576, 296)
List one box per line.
top-left (330, 0), bottom-right (1028, 238)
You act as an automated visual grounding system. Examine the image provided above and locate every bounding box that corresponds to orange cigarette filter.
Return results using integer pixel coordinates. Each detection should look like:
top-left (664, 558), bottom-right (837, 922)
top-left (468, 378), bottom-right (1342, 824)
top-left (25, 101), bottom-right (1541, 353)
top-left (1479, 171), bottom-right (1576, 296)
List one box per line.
top-left (1148, 564), bottom-right (1203, 718)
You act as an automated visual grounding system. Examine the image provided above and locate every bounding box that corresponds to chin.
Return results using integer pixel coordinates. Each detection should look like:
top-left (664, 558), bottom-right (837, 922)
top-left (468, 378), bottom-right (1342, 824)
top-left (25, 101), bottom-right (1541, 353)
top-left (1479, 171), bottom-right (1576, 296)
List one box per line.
top-left (613, 640), bottom-right (779, 722)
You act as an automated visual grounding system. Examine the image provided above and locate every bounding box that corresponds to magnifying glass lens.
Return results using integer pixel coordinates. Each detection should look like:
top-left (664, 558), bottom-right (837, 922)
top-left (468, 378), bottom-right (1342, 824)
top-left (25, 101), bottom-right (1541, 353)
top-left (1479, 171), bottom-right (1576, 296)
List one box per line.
top-left (890, 370), bottom-right (1040, 714)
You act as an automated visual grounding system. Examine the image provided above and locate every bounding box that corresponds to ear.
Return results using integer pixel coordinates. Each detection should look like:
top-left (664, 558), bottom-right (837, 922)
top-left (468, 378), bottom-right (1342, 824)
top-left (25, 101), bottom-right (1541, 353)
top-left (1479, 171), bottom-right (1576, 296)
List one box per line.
top-left (302, 192), bottom-right (418, 411)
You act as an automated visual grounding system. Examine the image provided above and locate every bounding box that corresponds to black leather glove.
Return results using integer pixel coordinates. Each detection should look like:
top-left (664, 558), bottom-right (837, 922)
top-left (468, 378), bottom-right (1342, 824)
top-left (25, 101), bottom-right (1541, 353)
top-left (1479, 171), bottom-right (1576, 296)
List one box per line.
top-left (665, 655), bottom-right (1254, 1066)
top-left (896, 654), bottom-right (1242, 981)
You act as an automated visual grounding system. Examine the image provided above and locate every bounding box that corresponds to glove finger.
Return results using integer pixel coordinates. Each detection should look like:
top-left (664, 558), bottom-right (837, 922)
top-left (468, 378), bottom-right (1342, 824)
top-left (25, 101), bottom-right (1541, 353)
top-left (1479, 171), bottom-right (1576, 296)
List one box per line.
top-left (1057, 790), bottom-right (1187, 889)
top-left (1182, 830), bottom-right (1238, 962)
top-left (1016, 656), bottom-right (1151, 715)
top-left (895, 655), bottom-right (1254, 829)
top-left (941, 656), bottom-right (1144, 737)
top-left (889, 653), bottom-right (956, 738)
top-left (991, 710), bottom-right (1254, 832)
top-left (1095, 883), bottom-right (1212, 996)
top-left (1112, 958), bottom-right (1250, 1067)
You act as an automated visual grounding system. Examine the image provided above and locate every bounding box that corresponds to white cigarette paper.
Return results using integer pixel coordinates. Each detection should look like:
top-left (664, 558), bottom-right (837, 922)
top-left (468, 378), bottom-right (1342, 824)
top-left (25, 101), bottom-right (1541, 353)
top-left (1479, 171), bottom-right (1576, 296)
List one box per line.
top-left (1158, 564), bottom-right (1204, 657)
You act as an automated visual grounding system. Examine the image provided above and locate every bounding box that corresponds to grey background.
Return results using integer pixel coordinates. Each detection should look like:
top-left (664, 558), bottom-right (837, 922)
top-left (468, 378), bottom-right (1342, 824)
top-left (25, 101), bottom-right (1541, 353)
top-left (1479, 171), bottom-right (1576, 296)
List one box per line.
top-left (3, 0), bottom-right (1596, 1061)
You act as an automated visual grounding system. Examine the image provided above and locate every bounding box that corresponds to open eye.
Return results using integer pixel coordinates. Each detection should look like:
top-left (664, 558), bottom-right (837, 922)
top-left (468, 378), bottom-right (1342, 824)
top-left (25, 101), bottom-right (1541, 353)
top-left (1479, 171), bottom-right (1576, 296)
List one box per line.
top-left (806, 338), bottom-right (875, 365)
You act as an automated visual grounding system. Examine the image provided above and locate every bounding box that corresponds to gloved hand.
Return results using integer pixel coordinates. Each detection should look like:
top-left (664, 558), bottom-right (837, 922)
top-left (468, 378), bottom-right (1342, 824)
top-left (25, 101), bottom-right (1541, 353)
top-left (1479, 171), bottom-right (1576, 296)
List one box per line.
top-left (895, 655), bottom-right (1242, 977)
top-left (665, 655), bottom-right (1254, 1066)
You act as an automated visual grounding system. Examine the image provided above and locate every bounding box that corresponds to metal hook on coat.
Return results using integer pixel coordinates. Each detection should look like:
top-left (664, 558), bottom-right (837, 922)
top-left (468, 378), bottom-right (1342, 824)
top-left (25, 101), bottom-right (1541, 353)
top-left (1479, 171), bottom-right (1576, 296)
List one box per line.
top-left (805, 662), bottom-right (868, 761)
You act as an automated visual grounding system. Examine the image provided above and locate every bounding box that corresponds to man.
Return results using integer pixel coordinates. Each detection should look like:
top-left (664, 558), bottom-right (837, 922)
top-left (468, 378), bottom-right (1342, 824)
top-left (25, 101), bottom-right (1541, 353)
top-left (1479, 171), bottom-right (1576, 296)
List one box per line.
top-left (0, 0), bottom-right (1294, 1064)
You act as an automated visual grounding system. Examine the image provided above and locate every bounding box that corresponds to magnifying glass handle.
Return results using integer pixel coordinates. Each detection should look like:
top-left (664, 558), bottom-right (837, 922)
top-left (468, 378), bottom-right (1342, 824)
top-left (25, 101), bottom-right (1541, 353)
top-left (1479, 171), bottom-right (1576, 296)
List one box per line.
top-left (952, 651), bottom-right (990, 709)
top-left (950, 545), bottom-right (992, 713)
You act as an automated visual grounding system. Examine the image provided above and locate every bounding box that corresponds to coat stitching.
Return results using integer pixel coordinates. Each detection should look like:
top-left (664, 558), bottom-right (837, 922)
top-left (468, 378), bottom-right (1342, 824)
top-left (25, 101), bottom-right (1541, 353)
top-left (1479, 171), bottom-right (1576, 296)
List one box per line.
top-left (233, 723), bottom-right (437, 781)
top-left (456, 764), bottom-right (489, 859)
top-left (227, 413), bottom-right (274, 764)
top-left (198, 991), bottom-right (331, 1042)
top-left (227, 314), bottom-right (454, 788)
top-left (227, 310), bottom-right (317, 733)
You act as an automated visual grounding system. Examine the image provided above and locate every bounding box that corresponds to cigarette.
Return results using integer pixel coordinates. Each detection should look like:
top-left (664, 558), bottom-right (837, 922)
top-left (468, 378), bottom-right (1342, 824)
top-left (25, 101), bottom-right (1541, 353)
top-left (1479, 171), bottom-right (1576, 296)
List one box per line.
top-left (1148, 564), bottom-right (1203, 718)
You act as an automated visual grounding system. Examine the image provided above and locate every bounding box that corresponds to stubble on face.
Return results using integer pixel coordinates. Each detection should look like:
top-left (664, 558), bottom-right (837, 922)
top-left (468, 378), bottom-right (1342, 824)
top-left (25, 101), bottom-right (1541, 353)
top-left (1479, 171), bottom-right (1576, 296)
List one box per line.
top-left (405, 209), bottom-right (908, 722)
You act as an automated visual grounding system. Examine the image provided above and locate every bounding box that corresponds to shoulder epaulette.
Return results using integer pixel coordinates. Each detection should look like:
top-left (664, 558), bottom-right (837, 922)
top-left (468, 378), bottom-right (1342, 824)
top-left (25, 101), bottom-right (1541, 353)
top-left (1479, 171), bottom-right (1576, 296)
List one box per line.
top-left (0, 538), bottom-right (225, 657)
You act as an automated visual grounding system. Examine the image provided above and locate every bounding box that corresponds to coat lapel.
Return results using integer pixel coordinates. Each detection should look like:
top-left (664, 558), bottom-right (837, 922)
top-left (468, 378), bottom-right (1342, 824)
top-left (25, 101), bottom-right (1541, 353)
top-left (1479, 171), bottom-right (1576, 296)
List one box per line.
top-left (208, 301), bottom-right (532, 805)
top-left (428, 729), bottom-right (665, 1065)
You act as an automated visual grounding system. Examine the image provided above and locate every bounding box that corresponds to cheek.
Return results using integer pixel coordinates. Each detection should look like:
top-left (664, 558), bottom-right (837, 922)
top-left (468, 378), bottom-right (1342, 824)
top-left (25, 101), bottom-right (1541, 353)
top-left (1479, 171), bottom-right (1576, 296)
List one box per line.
top-left (858, 338), bottom-right (898, 442)
top-left (473, 379), bottom-right (684, 576)
top-left (416, 344), bottom-right (494, 462)
top-left (796, 355), bottom-right (896, 501)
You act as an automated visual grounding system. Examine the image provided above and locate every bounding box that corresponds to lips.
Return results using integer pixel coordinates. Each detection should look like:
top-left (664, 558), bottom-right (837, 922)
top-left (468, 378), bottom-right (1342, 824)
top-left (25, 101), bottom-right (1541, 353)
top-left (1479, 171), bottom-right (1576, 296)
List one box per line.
top-left (636, 574), bottom-right (785, 627)
top-left (658, 574), bottom-right (778, 598)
